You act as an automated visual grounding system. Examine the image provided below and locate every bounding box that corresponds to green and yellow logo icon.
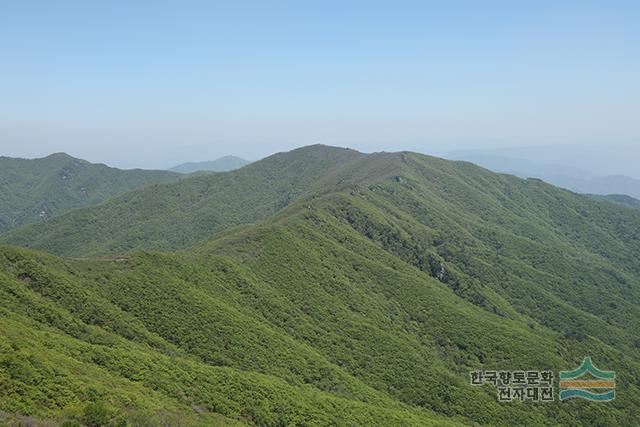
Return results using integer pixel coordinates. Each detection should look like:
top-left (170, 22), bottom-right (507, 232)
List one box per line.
top-left (559, 357), bottom-right (615, 402)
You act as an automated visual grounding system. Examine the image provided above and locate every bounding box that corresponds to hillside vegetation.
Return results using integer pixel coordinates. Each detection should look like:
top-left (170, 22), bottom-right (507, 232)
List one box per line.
top-left (0, 153), bottom-right (181, 233)
top-left (1, 145), bottom-right (640, 425)
top-left (1, 146), bottom-right (364, 256)
top-left (589, 194), bottom-right (640, 210)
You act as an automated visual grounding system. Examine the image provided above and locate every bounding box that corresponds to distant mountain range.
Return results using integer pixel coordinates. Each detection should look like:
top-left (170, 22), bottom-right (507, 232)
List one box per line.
top-left (169, 155), bottom-right (251, 173)
top-left (2, 145), bottom-right (640, 425)
top-left (0, 153), bottom-right (181, 233)
top-left (589, 194), bottom-right (640, 210)
top-left (448, 148), bottom-right (640, 200)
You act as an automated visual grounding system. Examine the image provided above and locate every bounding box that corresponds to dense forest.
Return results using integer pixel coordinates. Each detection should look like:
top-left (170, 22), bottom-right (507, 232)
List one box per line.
top-left (0, 153), bottom-right (181, 234)
top-left (1, 145), bottom-right (640, 426)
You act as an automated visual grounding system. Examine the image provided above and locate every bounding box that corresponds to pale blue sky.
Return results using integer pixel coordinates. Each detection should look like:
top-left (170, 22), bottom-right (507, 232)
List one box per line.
top-left (1, 1), bottom-right (638, 168)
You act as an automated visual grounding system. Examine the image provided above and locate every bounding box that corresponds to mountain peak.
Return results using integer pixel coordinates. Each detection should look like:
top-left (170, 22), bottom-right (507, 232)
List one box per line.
top-left (285, 144), bottom-right (362, 156)
top-left (36, 152), bottom-right (81, 164)
top-left (45, 152), bottom-right (74, 159)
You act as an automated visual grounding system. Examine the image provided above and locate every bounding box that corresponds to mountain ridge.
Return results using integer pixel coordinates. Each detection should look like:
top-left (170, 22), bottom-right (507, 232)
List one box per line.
top-left (0, 153), bottom-right (182, 234)
top-left (589, 193), bottom-right (640, 209)
top-left (2, 144), bottom-right (640, 425)
top-left (448, 150), bottom-right (640, 199)
top-left (4, 145), bottom-right (639, 259)
top-left (0, 145), bottom-right (366, 256)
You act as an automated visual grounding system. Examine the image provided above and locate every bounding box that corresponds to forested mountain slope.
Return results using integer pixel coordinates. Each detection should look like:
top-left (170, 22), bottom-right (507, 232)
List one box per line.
top-left (0, 146), bottom-right (364, 256)
top-left (589, 194), bottom-right (640, 210)
top-left (2, 146), bottom-right (640, 425)
top-left (0, 153), bottom-right (181, 233)
top-left (0, 245), bottom-right (465, 426)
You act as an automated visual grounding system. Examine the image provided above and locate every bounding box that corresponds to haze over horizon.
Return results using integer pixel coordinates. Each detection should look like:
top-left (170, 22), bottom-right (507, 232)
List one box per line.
top-left (2, 1), bottom-right (639, 170)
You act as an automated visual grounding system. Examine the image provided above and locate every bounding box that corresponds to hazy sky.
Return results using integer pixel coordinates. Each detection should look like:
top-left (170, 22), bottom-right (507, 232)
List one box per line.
top-left (1, 1), bottom-right (639, 168)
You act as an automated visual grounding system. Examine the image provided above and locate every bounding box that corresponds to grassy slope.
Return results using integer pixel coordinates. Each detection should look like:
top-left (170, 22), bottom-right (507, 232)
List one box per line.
top-left (0, 153), bottom-right (181, 233)
top-left (0, 146), bottom-right (365, 256)
top-left (2, 146), bottom-right (640, 425)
